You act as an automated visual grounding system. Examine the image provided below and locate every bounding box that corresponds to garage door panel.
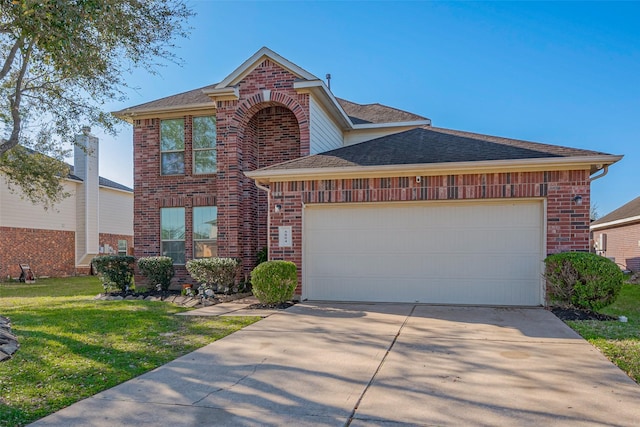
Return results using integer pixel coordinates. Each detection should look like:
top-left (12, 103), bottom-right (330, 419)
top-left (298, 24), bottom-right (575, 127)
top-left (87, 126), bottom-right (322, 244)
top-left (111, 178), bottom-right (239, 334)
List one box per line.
top-left (304, 201), bottom-right (544, 305)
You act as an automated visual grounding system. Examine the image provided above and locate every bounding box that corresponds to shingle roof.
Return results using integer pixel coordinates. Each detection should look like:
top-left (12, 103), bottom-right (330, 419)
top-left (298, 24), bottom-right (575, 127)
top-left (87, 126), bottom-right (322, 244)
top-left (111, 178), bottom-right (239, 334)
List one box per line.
top-left (258, 126), bottom-right (610, 171)
top-left (115, 84), bottom-right (217, 114)
top-left (115, 86), bottom-right (428, 126)
top-left (68, 165), bottom-right (132, 192)
top-left (336, 98), bottom-right (428, 124)
top-left (592, 196), bottom-right (640, 226)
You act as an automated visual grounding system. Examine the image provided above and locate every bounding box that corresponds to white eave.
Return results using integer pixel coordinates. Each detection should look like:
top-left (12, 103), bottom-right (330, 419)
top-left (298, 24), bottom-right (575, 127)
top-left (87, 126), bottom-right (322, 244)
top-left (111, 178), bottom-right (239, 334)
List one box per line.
top-left (293, 80), bottom-right (354, 129)
top-left (113, 102), bottom-right (216, 122)
top-left (245, 155), bottom-right (623, 183)
top-left (591, 215), bottom-right (640, 230)
top-left (201, 86), bottom-right (239, 101)
top-left (351, 120), bottom-right (432, 130)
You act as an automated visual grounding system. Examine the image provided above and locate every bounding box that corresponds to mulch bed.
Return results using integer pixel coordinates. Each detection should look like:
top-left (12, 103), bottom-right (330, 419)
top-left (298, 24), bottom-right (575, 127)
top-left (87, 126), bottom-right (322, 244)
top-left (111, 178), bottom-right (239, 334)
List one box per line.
top-left (247, 301), bottom-right (296, 310)
top-left (550, 306), bottom-right (617, 321)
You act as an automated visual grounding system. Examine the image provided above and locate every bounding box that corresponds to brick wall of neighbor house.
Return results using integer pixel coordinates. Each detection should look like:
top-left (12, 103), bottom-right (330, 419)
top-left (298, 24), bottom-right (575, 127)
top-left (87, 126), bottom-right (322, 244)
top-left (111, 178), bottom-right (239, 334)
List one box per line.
top-left (593, 223), bottom-right (640, 272)
top-left (0, 227), bottom-right (75, 279)
top-left (267, 170), bottom-right (591, 295)
top-left (133, 59), bottom-right (310, 284)
top-left (99, 233), bottom-right (134, 255)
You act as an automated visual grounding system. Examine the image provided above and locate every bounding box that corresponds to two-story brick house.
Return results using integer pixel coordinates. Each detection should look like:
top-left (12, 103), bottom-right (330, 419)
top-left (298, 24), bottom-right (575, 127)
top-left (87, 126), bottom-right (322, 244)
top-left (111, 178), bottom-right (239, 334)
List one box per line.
top-left (115, 47), bottom-right (621, 306)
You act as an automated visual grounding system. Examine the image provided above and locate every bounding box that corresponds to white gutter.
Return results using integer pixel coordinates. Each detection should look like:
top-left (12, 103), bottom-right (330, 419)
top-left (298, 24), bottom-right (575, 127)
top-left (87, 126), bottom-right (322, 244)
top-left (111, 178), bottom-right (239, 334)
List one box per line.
top-left (351, 120), bottom-right (431, 130)
top-left (112, 102), bottom-right (216, 122)
top-left (589, 165), bottom-right (609, 182)
top-left (246, 154), bottom-right (623, 182)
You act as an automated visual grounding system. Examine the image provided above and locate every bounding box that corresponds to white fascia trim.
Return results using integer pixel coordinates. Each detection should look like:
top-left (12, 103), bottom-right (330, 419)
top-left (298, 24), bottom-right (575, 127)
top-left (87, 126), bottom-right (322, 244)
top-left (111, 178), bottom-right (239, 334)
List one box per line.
top-left (201, 86), bottom-right (239, 100)
top-left (294, 80), bottom-right (353, 129)
top-left (246, 155), bottom-right (622, 182)
top-left (590, 215), bottom-right (640, 230)
top-left (99, 185), bottom-right (133, 195)
top-left (112, 103), bottom-right (216, 122)
top-left (216, 47), bottom-right (318, 89)
top-left (351, 120), bottom-right (432, 130)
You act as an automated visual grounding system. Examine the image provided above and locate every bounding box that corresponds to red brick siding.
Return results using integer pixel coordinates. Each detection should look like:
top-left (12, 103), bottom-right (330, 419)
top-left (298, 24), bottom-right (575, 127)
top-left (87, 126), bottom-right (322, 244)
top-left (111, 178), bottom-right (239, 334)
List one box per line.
top-left (99, 233), bottom-right (134, 255)
top-left (0, 227), bottom-right (75, 279)
top-left (132, 59), bottom-right (309, 283)
top-left (132, 116), bottom-right (218, 284)
top-left (268, 170), bottom-right (591, 295)
top-left (593, 222), bottom-right (640, 272)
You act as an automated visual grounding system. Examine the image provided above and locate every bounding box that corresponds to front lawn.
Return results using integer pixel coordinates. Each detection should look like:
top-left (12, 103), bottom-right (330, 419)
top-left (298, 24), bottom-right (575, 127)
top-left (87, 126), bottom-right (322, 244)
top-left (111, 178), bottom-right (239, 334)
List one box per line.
top-left (0, 277), bottom-right (259, 427)
top-left (567, 282), bottom-right (640, 384)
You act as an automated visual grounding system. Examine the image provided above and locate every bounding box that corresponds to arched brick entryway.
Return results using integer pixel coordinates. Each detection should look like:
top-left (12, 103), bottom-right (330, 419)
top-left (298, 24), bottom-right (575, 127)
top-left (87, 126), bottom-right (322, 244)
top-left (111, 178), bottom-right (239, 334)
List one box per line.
top-left (214, 84), bottom-right (310, 277)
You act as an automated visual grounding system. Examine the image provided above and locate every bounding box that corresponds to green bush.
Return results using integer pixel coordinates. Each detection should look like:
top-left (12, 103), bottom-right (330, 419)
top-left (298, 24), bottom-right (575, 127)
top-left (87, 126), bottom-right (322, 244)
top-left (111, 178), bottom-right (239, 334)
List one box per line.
top-left (250, 260), bottom-right (297, 304)
top-left (137, 256), bottom-right (174, 291)
top-left (92, 255), bottom-right (135, 292)
top-left (185, 258), bottom-right (240, 293)
top-left (544, 252), bottom-right (624, 310)
top-left (256, 246), bottom-right (268, 265)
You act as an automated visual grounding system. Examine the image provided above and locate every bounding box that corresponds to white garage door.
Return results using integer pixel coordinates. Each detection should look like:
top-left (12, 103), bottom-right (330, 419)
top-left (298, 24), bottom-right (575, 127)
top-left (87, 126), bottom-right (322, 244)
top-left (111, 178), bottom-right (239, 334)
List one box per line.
top-left (303, 200), bottom-right (544, 305)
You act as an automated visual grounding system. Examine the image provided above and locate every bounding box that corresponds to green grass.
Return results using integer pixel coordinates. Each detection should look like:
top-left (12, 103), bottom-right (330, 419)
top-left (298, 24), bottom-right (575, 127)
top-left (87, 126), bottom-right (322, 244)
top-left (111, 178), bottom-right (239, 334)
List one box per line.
top-left (567, 283), bottom-right (640, 384)
top-left (0, 277), bottom-right (259, 427)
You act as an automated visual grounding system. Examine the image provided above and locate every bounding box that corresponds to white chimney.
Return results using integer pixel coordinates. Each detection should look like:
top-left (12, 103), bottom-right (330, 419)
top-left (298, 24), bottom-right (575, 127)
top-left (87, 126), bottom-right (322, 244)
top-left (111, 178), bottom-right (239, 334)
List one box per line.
top-left (75, 128), bottom-right (100, 267)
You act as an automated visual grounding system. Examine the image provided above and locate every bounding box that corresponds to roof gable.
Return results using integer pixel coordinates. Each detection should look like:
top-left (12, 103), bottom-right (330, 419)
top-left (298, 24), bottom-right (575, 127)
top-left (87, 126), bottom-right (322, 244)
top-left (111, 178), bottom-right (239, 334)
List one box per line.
top-left (215, 47), bottom-right (318, 89)
top-left (592, 196), bottom-right (640, 228)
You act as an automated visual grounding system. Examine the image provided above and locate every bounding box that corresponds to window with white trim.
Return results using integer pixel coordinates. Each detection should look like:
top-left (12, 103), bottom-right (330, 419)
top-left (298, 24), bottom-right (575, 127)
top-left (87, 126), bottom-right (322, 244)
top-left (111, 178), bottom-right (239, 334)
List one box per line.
top-left (160, 118), bottom-right (185, 175)
top-left (161, 207), bottom-right (185, 264)
top-left (193, 206), bottom-right (217, 258)
top-left (192, 116), bottom-right (217, 174)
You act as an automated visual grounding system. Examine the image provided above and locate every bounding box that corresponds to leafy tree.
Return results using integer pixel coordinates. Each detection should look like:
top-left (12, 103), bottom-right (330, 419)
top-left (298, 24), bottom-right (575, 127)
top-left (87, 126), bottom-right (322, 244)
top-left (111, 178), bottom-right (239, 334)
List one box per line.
top-left (0, 0), bottom-right (193, 207)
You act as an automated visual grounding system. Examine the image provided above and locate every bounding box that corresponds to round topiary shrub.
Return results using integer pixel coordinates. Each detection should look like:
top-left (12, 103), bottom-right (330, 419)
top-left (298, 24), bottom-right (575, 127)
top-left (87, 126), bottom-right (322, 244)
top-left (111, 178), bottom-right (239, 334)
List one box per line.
top-left (185, 258), bottom-right (240, 293)
top-left (544, 252), bottom-right (624, 310)
top-left (137, 256), bottom-right (174, 291)
top-left (250, 260), bottom-right (297, 304)
top-left (92, 255), bottom-right (135, 292)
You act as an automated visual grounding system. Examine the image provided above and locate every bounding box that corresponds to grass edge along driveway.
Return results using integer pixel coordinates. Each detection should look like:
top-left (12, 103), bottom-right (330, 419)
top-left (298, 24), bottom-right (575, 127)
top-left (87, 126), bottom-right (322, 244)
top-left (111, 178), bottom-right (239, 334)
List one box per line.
top-left (0, 277), bottom-right (259, 427)
top-left (565, 282), bottom-right (640, 385)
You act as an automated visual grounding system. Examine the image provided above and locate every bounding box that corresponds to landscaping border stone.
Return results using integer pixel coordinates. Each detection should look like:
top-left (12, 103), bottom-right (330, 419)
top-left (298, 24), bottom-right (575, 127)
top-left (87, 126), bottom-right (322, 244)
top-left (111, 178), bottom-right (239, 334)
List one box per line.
top-left (0, 315), bottom-right (19, 361)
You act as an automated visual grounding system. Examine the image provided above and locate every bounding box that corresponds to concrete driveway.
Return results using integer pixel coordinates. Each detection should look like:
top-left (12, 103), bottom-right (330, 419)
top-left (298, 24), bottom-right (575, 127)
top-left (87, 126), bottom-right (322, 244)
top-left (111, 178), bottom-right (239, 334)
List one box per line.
top-left (32, 303), bottom-right (640, 426)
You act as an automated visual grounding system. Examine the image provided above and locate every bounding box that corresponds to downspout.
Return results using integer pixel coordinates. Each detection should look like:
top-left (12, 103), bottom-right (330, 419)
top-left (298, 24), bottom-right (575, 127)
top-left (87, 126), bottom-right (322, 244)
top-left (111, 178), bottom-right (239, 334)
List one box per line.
top-left (589, 165), bottom-right (609, 182)
top-left (254, 180), bottom-right (271, 261)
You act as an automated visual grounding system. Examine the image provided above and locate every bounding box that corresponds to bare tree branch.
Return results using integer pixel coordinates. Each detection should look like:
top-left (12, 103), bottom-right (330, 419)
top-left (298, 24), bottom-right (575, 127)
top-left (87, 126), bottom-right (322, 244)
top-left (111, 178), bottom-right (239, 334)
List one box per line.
top-left (0, 36), bottom-right (22, 80)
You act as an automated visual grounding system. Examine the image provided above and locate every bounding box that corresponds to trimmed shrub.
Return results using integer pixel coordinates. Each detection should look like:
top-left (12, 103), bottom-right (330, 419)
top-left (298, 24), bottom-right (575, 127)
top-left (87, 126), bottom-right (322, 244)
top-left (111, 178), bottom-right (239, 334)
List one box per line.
top-left (137, 256), bottom-right (174, 291)
top-left (544, 252), bottom-right (624, 310)
top-left (92, 255), bottom-right (135, 292)
top-left (185, 258), bottom-right (240, 293)
top-left (251, 260), bottom-right (297, 304)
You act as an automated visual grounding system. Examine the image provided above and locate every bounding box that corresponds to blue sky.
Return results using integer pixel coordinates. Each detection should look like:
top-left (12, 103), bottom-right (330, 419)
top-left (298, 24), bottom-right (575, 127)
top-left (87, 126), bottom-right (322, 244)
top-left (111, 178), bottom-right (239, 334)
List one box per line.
top-left (97, 1), bottom-right (640, 217)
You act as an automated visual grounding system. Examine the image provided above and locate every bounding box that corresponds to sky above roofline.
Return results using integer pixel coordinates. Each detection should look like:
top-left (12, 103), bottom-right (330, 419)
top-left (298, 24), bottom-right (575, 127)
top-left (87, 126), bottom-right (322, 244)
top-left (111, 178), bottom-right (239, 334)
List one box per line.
top-left (88, 1), bottom-right (640, 216)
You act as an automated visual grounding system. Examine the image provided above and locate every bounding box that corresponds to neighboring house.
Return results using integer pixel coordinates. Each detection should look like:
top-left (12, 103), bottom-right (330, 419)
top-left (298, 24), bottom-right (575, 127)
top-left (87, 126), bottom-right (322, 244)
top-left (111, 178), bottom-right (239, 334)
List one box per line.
top-left (114, 47), bottom-right (621, 306)
top-left (0, 130), bottom-right (133, 279)
top-left (591, 196), bottom-right (640, 272)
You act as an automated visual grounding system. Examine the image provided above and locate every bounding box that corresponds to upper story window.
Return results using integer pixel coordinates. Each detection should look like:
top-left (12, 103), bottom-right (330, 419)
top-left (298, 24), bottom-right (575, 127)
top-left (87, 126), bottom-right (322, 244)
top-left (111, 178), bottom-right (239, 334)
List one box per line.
top-left (160, 207), bottom-right (185, 264)
top-left (160, 118), bottom-right (185, 175)
top-left (193, 116), bottom-right (216, 174)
